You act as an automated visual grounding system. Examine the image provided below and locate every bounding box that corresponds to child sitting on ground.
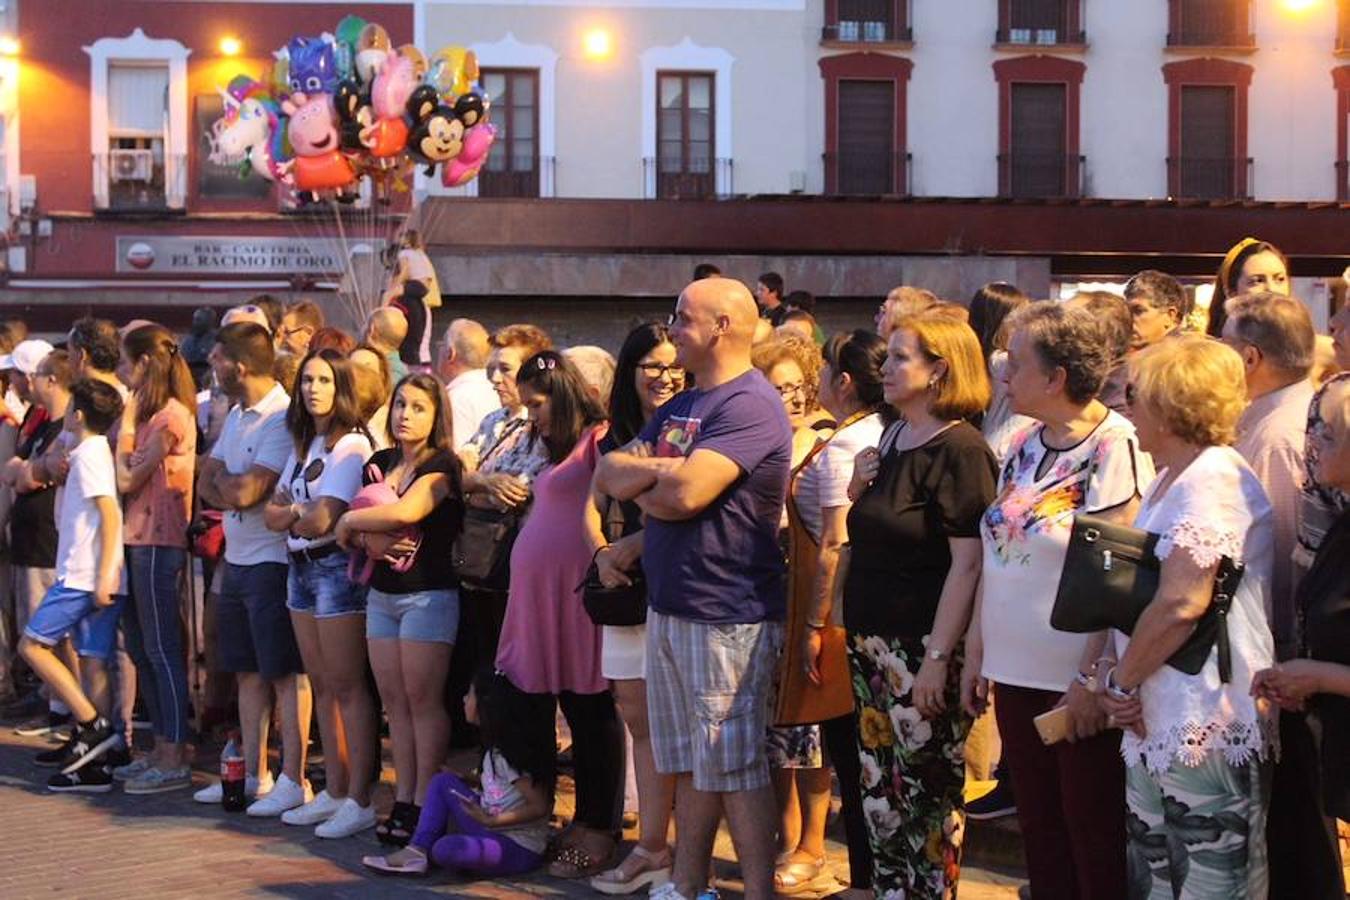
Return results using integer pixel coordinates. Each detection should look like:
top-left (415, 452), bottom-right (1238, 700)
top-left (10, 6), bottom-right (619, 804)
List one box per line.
top-left (19, 378), bottom-right (125, 792)
top-left (363, 669), bottom-right (552, 876)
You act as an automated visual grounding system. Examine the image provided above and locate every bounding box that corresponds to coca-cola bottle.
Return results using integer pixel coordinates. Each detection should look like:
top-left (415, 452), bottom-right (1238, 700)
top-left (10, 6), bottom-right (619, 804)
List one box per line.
top-left (220, 731), bottom-right (246, 812)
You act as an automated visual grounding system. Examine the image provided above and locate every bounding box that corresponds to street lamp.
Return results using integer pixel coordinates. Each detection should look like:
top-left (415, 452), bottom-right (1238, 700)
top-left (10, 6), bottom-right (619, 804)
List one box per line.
top-left (0, 36), bottom-right (20, 57)
top-left (219, 36), bottom-right (242, 57)
top-left (583, 28), bottom-right (612, 61)
top-left (1279, 0), bottom-right (1319, 12)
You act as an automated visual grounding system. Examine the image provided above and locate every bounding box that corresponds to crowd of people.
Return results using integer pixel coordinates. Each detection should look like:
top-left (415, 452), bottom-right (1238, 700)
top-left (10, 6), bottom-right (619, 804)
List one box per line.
top-left (0, 236), bottom-right (1347, 900)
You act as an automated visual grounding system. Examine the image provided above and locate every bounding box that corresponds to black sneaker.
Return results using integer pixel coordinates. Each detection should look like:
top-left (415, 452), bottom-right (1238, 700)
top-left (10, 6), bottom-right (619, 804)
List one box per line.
top-left (15, 710), bottom-right (71, 738)
top-left (34, 729), bottom-right (79, 767)
top-left (103, 743), bottom-right (132, 769)
top-left (60, 717), bottom-right (118, 774)
top-left (47, 763), bottom-right (114, 793)
top-left (966, 779), bottom-right (1017, 820)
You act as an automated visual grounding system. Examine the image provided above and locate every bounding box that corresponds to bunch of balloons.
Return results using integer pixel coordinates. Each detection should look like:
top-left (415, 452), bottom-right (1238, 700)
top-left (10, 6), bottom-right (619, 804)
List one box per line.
top-left (208, 15), bottom-right (496, 202)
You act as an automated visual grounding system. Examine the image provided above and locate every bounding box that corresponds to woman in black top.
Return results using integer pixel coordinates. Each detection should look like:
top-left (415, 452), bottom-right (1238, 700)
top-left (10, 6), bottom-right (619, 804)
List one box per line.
top-left (842, 313), bottom-right (997, 899)
top-left (336, 373), bottom-right (465, 846)
top-left (1252, 377), bottom-right (1350, 822)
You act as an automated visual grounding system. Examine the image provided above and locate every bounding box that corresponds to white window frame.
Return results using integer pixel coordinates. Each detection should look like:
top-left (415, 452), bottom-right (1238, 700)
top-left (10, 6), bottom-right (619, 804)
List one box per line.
top-left (640, 38), bottom-right (735, 198)
top-left (84, 28), bottom-right (190, 210)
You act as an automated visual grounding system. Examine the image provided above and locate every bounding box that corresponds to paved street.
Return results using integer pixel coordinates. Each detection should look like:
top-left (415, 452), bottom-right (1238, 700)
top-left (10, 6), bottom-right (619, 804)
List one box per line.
top-left (0, 728), bottom-right (1025, 899)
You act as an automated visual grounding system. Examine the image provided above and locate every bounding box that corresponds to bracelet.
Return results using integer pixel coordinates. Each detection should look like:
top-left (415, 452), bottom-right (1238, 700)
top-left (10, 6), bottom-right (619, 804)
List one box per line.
top-left (1103, 666), bottom-right (1138, 701)
top-left (806, 620), bottom-right (827, 630)
top-left (1074, 670), bottom-right (1101, 693)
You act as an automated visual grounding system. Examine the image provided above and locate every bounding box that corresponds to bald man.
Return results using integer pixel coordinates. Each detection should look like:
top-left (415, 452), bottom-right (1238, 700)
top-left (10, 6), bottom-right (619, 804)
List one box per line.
top-left (438, 318), bottom-right (498, 451)
top-left (595, 277), bottom-right (790, 900)
top-left (364, 306), bottom-right (409, 385)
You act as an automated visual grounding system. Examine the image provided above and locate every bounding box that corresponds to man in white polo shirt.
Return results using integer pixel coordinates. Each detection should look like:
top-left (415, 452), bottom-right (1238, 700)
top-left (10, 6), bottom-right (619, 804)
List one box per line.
top-left (194, 323), bottom-right (311, 806)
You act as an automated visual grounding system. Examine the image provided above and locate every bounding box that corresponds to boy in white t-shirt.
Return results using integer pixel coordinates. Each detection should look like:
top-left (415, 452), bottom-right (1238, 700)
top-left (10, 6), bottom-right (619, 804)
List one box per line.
top-left (19, 378), bottom-right (126, 793)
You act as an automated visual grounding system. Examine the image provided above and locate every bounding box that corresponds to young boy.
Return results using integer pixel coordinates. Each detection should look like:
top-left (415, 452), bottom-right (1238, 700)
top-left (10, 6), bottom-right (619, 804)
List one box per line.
top-left (19, 378), bottom-right (125, 792)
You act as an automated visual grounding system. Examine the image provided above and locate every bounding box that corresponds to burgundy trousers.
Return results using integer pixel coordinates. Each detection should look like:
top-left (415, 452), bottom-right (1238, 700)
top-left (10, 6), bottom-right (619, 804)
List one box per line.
top-left (994, 682), bottom-right (1127, 900)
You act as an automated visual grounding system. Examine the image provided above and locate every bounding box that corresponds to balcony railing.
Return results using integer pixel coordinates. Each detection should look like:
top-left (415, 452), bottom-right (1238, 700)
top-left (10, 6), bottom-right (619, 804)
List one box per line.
top-left (1167, 156), bottom-right (1253, 200)
top-left (642, 157), bottom-right (733, 199)
top-left (1167, 0), bottom-right (1254, 48)
top-left (998, 152), bottom-right (1085, 199)
top-left (822, 151), bottom-right (911, 196)
top-left (822, 0), bottom-right (912, 43)
top-left (478, 155), bottom-right (557, 199)
top-left (996, 0), bottom-right (1085, 45)
top-left (93, 152), bottom-right (187, 212)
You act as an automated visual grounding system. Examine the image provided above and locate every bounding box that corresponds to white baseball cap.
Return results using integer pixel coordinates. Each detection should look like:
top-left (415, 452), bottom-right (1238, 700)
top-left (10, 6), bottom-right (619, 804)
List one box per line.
top-left (0, 339), bottom-right (55, 375)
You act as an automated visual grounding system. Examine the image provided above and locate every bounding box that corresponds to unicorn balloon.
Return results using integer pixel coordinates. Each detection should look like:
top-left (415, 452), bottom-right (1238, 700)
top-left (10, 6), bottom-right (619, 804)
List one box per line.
top-left (209, 76), bottom-right (287, 182)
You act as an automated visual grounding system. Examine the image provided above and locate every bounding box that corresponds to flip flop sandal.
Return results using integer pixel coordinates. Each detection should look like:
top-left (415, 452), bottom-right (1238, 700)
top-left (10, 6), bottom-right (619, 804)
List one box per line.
top-left (773, 854), bottom-right (828, 895)
top-left (589, 845), bottom-right (672, 895)
top-left (375, 801), bottom-right (419, 847)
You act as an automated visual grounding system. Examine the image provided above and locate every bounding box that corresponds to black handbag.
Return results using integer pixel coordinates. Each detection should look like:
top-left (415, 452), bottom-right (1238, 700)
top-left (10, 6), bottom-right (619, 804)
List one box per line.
top-left (579, 495), bottom-right (647, 627)
top-left (452, 506), bottom-right (522, 590)
top-left (1050, 513), bottom-right (1244, 682)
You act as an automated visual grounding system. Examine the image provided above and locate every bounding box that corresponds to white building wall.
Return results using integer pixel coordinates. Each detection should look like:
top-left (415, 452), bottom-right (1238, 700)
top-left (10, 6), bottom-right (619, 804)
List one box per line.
top-left (423, 0), bottom-right (1348, 202)
top-left (1081, 0), bottom-right (1170, 199)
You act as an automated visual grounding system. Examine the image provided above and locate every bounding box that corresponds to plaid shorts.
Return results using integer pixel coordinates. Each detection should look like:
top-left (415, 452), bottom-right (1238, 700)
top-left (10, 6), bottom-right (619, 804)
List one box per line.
top-left (646, 610), bottom-right (783, 792)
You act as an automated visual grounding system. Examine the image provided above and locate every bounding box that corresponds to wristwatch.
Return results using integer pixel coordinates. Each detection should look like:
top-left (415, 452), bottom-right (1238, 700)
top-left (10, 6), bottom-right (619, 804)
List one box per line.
top-left (927, 648), bottom-right (950, 662)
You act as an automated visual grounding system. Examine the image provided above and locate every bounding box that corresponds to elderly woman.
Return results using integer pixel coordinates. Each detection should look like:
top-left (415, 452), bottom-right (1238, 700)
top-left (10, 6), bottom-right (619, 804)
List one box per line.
top-left (1252, 377), bottom-right (1350, 824)
top-left (1102, 335), bottom-right (1276, 899)
top-left (844, 314), bottom-right (997, 898)
top-left (457, 324), bottom-right (554, 659)
top-left (964, 303), bottom-right (1153, 900)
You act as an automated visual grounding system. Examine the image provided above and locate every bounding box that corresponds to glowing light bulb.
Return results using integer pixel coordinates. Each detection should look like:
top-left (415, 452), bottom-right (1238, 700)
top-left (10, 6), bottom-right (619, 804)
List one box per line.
top-left (583, 29), bottom-right (612, 60)
top-left (219, 36), bottom-right (242, 57)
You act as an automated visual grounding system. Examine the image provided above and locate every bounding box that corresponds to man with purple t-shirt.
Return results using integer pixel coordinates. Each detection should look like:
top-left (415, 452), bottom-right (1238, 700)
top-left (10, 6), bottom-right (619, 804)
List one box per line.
top-left (596, 278), bottom-right (790, 900)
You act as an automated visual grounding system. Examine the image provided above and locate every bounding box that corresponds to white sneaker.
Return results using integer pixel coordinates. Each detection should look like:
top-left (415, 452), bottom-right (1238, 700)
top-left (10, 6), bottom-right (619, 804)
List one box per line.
top-left (193, 770), bottom-right (274, 804)
top-left (281, 788), bottom-right (345, 826)
top-left (314, 797), bottom-right (377, 839)
top-left (246, 773), bottom-right (312, 817)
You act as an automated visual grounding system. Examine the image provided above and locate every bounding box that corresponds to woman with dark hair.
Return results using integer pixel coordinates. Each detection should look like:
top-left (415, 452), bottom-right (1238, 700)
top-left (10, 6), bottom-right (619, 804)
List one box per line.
top-left (777, 330), bottom-right (890, 894)
top-left (586, 323), bottom-right (683, 894)
top-left (968, 282), bottom-right (1030, 461)
top-left (493, 350), bottom-right (625, 880)
top-left (261, 349), bottom-right (377, 837)
top-left (336, 373), bottom-right (466, 846)
top-left (1207, 238), bottom-right (1290, 337)
top-left (113, 324), bottom-right (197, 794)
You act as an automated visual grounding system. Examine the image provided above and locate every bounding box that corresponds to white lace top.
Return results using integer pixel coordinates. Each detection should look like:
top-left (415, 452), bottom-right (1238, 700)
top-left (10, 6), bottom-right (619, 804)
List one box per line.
top-left (1114, 445), bottom-right (1278, 774)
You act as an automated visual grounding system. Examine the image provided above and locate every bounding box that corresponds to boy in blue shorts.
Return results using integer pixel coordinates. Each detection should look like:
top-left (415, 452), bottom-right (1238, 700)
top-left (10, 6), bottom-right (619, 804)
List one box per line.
top-left (19, 378), bottom-right (126, 792)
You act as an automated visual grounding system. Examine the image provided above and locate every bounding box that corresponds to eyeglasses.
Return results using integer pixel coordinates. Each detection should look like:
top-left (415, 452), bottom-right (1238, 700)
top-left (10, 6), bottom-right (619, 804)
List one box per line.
top-left (775, 382), bottom-right (806, 399)
top-left (637, 362), bottom-right (685, 380)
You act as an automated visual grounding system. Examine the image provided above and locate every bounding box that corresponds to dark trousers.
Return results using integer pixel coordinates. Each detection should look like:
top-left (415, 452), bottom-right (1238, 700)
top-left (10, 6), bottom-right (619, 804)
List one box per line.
top-left (821, 712), bottom-right (873, 889)
top-left (1267, 710), bottom-right (1344, 899)
top-left (519, 686), bottom-right (625, 832)
top-left (995, 682), bottom-right (1127, 900)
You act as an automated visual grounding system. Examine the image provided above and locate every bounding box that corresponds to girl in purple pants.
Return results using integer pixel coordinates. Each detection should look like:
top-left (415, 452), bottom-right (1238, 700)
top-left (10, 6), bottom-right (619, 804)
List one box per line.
top-left (363, 671), bottom-right (553, 876)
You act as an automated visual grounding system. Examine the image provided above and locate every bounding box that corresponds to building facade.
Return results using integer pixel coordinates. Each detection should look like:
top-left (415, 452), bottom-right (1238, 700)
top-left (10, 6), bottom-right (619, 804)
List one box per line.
top-left (0, 0), bottom-right (1345, 336)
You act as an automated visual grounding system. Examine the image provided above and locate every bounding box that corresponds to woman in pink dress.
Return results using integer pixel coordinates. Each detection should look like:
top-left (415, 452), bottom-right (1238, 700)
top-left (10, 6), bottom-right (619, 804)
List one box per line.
top-left (494, 350), bottom-right (624, 879)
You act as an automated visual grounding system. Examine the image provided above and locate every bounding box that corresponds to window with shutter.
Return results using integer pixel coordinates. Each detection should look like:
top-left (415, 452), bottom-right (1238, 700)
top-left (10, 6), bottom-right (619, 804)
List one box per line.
top-left (1178, 85), bottom-right (1235, 198)
top-left (838, 80), bottom-right (895, 194)
top-left (107, 63), bottom-right (169, 209)
top-left (1169, 0), bottom-right (1251, 48)
top-left (1007, 83), bottom-right (1067, 197)
top-left (477, 68), bottom-right (540, 198)
top-left (655, 72), bottom-right (714, 199)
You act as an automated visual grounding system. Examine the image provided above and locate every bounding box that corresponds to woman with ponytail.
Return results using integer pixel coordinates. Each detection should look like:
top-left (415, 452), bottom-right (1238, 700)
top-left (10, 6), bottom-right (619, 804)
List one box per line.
top-left (114, 323), bottom-right (198, 794)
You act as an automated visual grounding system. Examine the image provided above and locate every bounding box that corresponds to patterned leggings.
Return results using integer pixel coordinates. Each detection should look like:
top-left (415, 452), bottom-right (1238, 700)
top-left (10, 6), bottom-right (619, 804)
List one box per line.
top-left (1125, 754), bottom-right (1270, 900)
top-left (847, 633), bottom-right (972, 899)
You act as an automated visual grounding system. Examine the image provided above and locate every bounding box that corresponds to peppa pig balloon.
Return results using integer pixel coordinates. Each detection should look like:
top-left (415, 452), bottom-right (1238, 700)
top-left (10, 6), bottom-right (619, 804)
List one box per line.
top-left (278, 91), bottom-right (356, 196)
top-left (361, 47), bottom-right (418, 159)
